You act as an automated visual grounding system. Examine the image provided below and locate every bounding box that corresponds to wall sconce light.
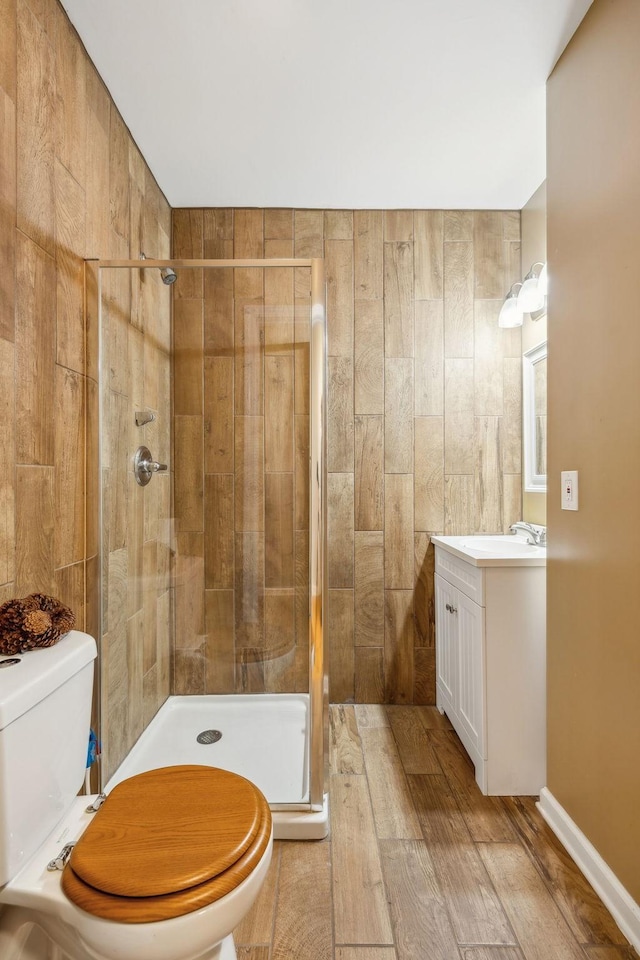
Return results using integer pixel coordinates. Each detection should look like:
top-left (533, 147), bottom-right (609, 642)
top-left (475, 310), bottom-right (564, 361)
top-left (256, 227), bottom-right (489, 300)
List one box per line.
top-left (517, 261), bottom-right (546, 313)
top-left (537, 261), bottom-right (547, 297)
top-left (498, 282), bottom-right (524, 328)
top-left (498, 262), bottom-right (547, 328)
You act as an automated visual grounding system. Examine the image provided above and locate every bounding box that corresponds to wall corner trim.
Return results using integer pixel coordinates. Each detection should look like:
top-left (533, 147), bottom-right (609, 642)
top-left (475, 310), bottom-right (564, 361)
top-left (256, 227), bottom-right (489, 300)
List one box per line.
top-left (538, 788), bottom-right (640, 952)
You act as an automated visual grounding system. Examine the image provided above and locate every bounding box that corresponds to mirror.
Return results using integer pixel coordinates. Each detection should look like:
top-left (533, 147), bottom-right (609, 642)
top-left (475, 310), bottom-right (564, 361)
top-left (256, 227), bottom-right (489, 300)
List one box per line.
top-left (523, 341), bottom-right (547, 492)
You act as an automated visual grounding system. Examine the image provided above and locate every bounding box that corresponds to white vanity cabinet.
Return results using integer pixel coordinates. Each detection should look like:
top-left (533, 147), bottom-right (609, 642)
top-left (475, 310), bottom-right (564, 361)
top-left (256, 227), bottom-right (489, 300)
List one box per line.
top-left (432, 537), bottom-right (546, 796)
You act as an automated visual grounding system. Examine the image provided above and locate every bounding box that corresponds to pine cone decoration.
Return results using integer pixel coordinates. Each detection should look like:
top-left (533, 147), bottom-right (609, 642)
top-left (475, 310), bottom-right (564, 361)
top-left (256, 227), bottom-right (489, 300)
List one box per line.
top-left (0, 594), bottom-right (76, 656)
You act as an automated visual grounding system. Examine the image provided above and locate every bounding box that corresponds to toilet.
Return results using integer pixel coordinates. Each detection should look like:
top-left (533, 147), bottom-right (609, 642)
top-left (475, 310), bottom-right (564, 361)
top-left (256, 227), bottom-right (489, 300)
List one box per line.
top-left (0, 631), bottom-right (273, 960)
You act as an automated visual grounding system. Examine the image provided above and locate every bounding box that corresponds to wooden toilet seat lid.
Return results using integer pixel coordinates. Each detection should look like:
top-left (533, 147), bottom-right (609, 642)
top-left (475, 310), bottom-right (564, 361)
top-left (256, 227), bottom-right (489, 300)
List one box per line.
top-left (68, 765), bottom-right (266, 898)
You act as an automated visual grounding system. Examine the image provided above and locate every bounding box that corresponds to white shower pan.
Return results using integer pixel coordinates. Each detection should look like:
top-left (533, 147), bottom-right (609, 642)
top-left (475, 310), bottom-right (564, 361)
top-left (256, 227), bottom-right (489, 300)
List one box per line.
top-left (105, 694), bottom-right (328, 840)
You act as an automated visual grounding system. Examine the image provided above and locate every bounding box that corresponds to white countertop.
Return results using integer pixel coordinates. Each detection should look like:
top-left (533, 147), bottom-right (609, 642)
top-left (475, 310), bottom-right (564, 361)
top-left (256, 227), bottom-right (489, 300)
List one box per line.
top-left (430, 534), bottom-right (546, 567)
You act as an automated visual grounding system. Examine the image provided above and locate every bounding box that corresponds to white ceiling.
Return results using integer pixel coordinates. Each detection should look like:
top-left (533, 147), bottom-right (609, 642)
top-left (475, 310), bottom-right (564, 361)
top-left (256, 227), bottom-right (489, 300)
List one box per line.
top-left (61, 0), bottom-right (594, 210)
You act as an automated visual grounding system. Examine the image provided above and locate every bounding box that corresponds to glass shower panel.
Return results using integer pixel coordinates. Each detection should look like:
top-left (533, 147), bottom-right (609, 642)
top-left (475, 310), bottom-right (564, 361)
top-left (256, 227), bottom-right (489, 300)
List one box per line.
top-left (98, 264), bottom-right (173, 783)
top-left (172, 265), bottom-right (311, 699)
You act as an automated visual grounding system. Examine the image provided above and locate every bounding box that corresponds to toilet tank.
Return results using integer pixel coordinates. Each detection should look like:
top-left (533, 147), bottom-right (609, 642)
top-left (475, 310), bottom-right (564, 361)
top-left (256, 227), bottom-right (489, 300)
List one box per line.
top-left (0, 630), bottom-right (97, 886)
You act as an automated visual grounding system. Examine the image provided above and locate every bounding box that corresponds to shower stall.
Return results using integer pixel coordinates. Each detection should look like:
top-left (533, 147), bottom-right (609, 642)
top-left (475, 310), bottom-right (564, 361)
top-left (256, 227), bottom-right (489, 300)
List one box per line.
top-left (86, 254), bottom-right (328, 837)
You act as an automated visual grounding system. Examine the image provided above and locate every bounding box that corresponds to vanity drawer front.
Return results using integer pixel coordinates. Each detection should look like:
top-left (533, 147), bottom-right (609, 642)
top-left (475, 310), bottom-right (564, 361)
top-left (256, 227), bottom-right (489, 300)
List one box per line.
top-left (435, 549), bottom-right (485, 606)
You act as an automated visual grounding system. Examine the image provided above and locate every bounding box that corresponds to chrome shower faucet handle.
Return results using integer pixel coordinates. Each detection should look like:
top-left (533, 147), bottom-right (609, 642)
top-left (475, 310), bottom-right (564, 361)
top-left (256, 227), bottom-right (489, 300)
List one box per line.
top-left (133, 446), bottom-right (168, 486)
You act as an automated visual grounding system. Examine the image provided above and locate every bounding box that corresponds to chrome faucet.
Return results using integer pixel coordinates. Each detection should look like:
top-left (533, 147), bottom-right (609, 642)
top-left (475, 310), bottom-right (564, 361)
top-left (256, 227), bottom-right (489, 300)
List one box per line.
top-left (509, 522), bottom-right (547, 546)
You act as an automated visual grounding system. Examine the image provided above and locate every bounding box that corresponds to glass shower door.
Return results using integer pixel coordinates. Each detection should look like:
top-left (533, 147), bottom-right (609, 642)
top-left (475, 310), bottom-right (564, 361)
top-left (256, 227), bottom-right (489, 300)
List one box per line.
top-left (171, 258), bottom-right (326, 808)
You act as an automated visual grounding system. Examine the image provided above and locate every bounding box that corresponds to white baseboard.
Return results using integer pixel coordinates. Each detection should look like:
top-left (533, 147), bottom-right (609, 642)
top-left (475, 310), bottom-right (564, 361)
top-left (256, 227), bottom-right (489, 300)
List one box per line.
top-left (538, 787), bottom-right (640, 953)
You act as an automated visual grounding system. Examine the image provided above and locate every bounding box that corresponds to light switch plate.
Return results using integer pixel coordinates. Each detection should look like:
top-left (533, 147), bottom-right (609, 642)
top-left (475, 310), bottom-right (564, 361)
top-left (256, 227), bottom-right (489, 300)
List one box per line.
top-left (561, 470), bottom-right (579, 510)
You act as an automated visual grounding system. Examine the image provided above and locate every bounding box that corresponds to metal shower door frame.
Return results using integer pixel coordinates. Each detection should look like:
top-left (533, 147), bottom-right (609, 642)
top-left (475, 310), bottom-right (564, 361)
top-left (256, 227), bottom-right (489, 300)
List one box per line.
top-left (87, 256), bottom-right (328, 810)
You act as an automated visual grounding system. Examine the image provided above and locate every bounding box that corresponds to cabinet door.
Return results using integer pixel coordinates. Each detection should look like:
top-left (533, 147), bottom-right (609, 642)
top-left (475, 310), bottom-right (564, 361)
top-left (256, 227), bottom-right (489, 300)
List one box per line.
top-left (435, 573), bottom-right (457, 713)
top-left (456, 591), bottom-right (486, 758)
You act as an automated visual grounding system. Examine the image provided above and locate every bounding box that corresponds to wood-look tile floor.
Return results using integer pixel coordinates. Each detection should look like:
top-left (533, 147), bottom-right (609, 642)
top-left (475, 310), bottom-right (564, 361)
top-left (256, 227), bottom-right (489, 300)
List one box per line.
top-left (234, 705), bottom-right (637, 960)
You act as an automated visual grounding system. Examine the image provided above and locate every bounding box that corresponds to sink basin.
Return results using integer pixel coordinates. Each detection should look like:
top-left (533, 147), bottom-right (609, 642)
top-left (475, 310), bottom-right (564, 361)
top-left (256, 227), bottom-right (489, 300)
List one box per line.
top-left (431, 533), bottom-right (546, 567)
top-left (460, 536), bottom-right (542, 555)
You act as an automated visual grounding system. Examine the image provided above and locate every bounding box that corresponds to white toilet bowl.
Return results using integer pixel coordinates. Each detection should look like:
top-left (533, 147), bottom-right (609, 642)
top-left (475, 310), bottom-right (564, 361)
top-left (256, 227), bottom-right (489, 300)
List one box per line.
top-left (1, 792), bottom-right (273, 960)
top-left (0, 633), bottom-right (273, 960)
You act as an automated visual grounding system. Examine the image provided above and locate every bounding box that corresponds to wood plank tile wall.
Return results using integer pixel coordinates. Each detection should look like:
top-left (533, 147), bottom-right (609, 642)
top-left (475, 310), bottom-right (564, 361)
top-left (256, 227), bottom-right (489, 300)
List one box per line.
top-left (172, 208), bottom-right (522, 704)
top-left (0, 0), bottom-right (172, 781)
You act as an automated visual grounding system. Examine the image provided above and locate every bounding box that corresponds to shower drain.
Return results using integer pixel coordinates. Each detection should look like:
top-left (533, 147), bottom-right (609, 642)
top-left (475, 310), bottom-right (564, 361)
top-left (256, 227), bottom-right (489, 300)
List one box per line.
top-left (197, 729), bottom-right (222, 745)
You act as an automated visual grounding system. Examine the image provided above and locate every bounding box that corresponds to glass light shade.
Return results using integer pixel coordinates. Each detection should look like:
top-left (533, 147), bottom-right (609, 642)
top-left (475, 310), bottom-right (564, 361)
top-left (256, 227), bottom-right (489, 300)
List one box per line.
top-left (498, 293), bottom-right (524, 328)
top-left (537, 262), bottom-right (548, 297)
top-left (517, 271), bottom-right (545, 313)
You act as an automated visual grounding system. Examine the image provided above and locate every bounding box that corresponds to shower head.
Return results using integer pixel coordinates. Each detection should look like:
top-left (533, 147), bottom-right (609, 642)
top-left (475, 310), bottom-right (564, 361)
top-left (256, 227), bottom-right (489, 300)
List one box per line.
top-left (139, 254), bottom-right (177, 286)
top-left (160, 267), bottom-right (177, 285)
